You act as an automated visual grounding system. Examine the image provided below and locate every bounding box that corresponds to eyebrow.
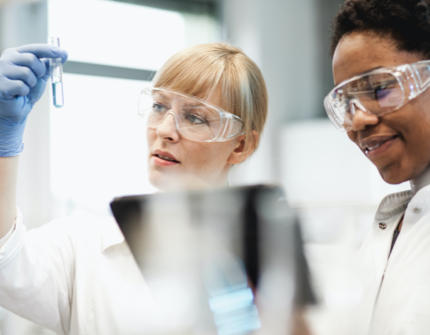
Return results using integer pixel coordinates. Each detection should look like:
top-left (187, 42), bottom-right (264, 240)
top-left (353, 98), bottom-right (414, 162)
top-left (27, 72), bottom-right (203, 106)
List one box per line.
top-left (359, 66), bottom-right (383, 76)
top-left (334, 66), bottom-right (384, 86)
top-left (153, 91), bottom-right (205, 108)
top-left (153, 91), bottom-right (169, 100)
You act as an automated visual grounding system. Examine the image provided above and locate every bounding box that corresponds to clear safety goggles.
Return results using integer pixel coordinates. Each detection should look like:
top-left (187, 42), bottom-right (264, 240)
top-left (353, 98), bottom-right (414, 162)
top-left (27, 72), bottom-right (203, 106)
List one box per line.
top-left (324, 60), bottom-right (430, 131)
top-left (138, 87), bottom-right (245, 142)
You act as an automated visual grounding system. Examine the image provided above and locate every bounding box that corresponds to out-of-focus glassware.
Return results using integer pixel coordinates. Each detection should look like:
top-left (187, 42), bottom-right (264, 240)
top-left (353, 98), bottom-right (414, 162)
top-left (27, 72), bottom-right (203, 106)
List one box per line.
top-left (111, 185), bottom-right (312, 334)
top-left (48, 37), bottom-right (64, 108)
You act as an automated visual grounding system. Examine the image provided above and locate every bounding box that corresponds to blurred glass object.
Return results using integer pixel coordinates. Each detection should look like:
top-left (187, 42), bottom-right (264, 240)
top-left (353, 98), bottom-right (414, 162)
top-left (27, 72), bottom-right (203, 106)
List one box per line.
top-left (111, 185), bottom-right (312, 334)
top-left (204, 257), bottom-right (261, 335)
top-left (255, 189), bottom-right (297, 335)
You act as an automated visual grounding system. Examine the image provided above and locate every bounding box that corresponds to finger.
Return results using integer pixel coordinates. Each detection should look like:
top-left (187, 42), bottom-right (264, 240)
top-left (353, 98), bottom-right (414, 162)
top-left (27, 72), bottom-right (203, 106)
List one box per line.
top-left (11, 52), bottom-right (46, 78)
top-left (0, 78), bottom-right (30, 99)
top-left (16, 44), bottom-right (68, 64)
top-left (1, 63), bottom-right (38, 88)
top-left (41, 59), bottom-right (51, 80)
top-left (27, 77), bottom-right (48, 104)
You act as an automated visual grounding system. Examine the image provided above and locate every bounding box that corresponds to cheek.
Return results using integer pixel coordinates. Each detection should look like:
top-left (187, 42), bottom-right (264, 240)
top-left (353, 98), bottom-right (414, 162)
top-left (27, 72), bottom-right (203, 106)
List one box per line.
top-left (393, 106), bottom-right (430, 150)
top-left (183, 142), bottom-right (232, 170)
top-left (347, 131), bottom-right (358, 145)
top-left (146, 128), bottom-right (156, 148)
top-left (403, 122), bottom-right (430, 160)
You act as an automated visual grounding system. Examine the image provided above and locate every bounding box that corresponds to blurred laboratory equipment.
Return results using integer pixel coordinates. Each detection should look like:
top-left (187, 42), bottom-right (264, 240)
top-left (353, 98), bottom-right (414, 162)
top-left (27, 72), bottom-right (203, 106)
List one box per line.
top-left (48, 37), bottom-right (64, 108)
top-left (111, 185), bottom-right (314, 335)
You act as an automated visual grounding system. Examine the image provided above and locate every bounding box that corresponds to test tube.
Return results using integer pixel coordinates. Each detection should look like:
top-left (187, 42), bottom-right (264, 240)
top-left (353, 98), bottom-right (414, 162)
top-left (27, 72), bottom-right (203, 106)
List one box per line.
top-left (48, 37), bottom-right (64, 108)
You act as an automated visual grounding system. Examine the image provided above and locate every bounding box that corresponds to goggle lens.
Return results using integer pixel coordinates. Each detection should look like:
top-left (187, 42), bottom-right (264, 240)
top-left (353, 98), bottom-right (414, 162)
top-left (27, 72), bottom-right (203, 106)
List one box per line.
top-left (327, 72), bottom-right (404, 131)
top-left (139, 89), bottom-right (243, 142)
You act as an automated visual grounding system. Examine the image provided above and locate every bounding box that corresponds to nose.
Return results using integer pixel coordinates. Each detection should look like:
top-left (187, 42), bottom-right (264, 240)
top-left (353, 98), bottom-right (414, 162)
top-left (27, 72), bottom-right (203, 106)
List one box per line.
top-left (350, 102), bottom-right (379, 132)
top-left (156, 112), bottom-right (180, 142)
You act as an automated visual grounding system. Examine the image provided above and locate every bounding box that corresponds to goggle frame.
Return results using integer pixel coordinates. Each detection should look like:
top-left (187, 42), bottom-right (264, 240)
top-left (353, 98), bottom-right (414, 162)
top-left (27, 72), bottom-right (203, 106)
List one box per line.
top-left (324, 60), bottom-right (430, 131)
top-left (138, 87), bottom-right (245, 142)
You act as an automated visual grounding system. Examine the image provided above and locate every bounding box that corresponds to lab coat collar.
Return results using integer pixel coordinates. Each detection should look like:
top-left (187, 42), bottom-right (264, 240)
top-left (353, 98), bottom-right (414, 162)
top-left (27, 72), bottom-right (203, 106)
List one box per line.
top-left (371, 190), bottom-right (412, 283)
top-left (374, 190), bottom-right (413, 221)
top-left (68, 209), bottom-right (125, 252)
top-left (101, 217), bottom-right (125, 252)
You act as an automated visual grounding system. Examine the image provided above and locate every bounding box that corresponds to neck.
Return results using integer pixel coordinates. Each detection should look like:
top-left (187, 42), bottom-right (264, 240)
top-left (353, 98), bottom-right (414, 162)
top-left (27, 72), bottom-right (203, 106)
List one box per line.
top-left (155, 171), bottom-right (229, 192)
top-left (410, 166), bottom-right (430, 195)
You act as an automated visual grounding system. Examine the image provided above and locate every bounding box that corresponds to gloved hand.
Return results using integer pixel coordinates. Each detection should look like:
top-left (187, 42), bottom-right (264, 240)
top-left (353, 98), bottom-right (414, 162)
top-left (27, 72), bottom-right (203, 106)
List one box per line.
top-left (0, 44), bottom-right (68, 156)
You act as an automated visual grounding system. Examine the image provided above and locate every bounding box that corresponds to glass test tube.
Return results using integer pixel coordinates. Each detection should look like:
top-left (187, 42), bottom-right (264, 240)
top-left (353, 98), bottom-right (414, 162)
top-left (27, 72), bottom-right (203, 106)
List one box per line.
top-left (48, 37), bottom-right (64, 108)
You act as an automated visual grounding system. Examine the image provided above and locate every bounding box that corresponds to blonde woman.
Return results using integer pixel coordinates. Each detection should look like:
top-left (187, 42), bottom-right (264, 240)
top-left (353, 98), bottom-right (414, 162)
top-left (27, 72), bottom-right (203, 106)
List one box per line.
top-left (144, 44), bottom-right (267, 191)
top-left (0, 43), bottom-right (268, 334)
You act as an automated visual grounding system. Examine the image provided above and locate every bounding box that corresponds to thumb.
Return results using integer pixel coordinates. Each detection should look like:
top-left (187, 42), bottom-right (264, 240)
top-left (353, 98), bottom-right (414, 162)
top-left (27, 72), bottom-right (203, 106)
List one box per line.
top-left (27, 76), bottom-right (49, 104)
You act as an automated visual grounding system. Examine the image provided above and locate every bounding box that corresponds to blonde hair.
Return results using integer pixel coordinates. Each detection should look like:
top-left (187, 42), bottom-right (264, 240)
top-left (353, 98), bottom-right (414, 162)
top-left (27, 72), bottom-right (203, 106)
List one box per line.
top-left (152, 43), bottom-right (268, 151)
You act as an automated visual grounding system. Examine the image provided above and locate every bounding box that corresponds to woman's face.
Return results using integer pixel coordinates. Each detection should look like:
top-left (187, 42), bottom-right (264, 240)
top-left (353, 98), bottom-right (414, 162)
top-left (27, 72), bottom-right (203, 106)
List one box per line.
top-left (333, 32), bottom-right (430, 184)
top-left (146, 87), bottom-right (245, 191)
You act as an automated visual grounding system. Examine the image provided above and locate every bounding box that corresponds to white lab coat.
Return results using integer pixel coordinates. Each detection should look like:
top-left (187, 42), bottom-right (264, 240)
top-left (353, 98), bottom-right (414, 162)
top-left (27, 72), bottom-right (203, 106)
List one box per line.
top-left (0, 209), bottom-right (152, 335)
top-left (356, 185), bottom-right (430, 335)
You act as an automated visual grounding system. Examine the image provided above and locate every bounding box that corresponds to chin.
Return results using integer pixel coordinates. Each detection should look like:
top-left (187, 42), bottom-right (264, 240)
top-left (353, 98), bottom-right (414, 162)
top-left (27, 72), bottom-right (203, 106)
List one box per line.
top-left (149, 174), bottom-right (176, 192)
top-left (149, 170), bottom-right (216, 192)
top-left (148, 170), bottom-right (169, 191)
top-left (379, 167), bottom-right (409, 185)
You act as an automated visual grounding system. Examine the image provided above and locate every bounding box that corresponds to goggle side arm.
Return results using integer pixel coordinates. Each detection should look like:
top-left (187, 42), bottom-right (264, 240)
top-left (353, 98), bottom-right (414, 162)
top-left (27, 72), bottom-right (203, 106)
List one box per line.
top-left (218, 116), bottom-right (232, 142)
top-left (412, 62), bottom-right (430, 98)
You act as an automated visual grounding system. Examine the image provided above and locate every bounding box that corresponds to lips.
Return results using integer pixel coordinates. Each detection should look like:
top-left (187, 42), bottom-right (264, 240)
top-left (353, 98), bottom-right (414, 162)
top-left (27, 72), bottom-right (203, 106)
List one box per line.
top-left (359, 135), bottom-right (398, 155)
top-left (152, 150), bottom-right (180, 163)
top-left (155, 154), bottom-right (178, 162)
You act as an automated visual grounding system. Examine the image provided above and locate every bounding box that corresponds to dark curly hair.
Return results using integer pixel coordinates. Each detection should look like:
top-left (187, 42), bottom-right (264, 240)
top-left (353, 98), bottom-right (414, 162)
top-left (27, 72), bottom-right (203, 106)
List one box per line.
top-left (330, 0), bottom-right (430, 58)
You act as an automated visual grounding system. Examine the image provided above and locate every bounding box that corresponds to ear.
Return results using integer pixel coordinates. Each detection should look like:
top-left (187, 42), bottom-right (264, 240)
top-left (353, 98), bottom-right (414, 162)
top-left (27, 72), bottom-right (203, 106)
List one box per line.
top-left (227, 130), bottom-right (259, 165)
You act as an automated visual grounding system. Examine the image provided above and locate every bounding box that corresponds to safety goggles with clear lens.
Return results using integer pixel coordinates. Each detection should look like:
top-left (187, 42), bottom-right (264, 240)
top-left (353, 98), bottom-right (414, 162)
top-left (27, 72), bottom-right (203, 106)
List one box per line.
top-left (324, 60), bottom-right (430, 131)
top-left (138, 87), bottom-right (245, 142)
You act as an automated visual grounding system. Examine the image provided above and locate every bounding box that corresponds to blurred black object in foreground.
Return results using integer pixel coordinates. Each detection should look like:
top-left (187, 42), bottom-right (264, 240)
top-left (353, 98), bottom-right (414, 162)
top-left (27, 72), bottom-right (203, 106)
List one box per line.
top-left (111, 185), bottom-right (315, 335)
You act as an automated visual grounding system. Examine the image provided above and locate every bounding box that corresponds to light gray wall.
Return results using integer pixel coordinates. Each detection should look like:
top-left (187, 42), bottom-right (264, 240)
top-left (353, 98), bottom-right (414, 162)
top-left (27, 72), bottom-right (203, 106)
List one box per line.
top-left (221, 0), bottom-right (321, 185)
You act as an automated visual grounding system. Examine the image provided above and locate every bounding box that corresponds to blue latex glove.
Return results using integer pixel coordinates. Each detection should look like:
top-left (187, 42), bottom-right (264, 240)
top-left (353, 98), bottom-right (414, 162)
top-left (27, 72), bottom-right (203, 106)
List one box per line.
top-left (0, 44), bottom-right (68, 156)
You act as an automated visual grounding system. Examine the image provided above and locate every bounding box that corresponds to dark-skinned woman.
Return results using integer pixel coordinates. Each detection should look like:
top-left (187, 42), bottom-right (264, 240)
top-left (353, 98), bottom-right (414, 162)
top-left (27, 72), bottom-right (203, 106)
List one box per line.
top-left (326, 1), bottom-right (430, 333)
